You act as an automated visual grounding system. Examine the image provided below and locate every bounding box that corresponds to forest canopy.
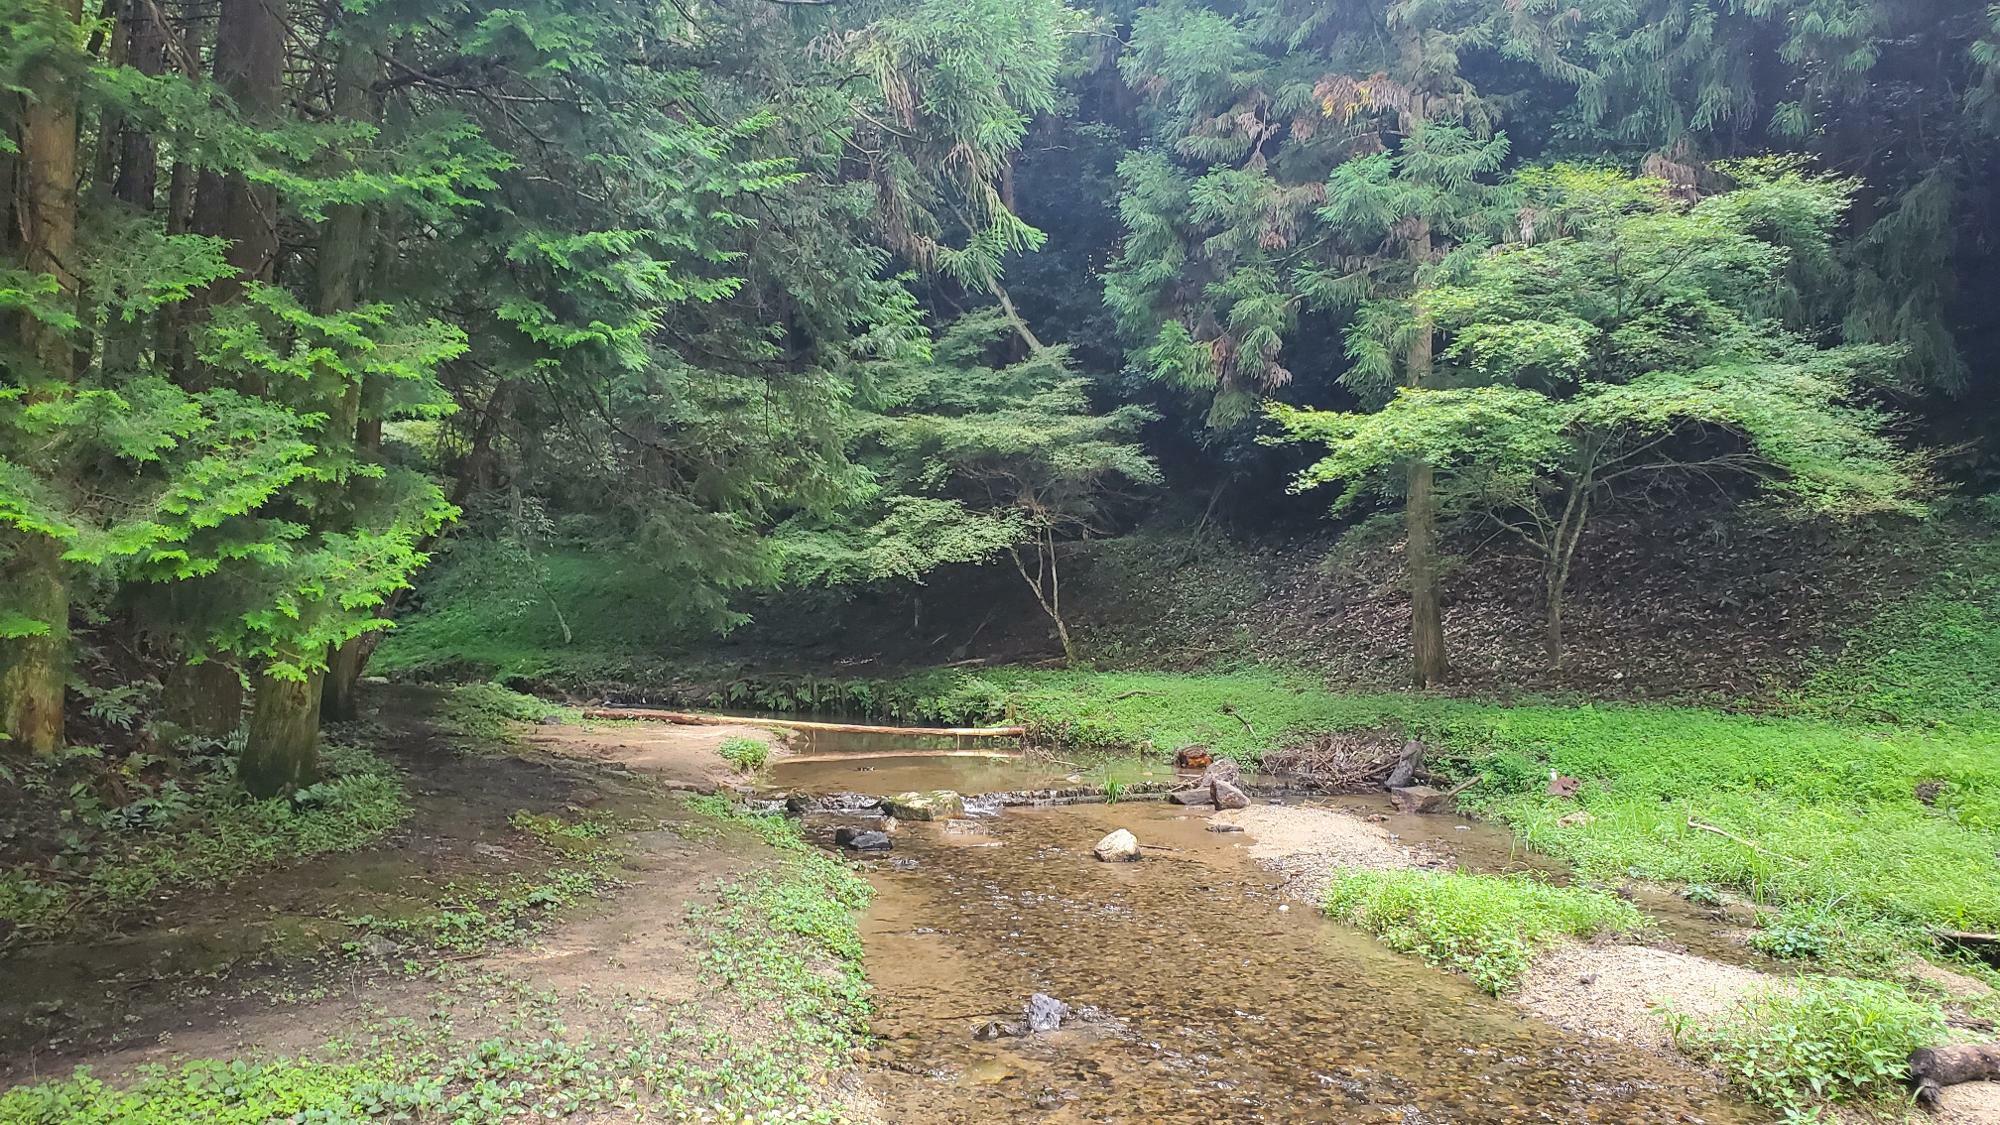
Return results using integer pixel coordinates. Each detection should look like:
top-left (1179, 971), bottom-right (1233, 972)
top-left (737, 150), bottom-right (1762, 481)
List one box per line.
top-left (4, 0), bottom-right (1999, 783)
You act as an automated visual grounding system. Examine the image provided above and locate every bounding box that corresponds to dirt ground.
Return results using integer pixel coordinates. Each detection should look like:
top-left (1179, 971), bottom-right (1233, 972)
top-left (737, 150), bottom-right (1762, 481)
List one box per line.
top-left (518, 718), bottom-right (788, 791)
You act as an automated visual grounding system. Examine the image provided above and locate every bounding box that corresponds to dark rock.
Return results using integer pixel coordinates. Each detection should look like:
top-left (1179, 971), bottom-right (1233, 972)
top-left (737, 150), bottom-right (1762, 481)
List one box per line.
top-left (1385, 739), bottom-right (1425, 789)
top-left (818, 792), bottom-right (885, 814)
top-left (1023, 992), bottom-right (1071, 1032)
top-left (1210, 779), bottom-right (1251, 810)
top-left (835, 828), bottom-right (892, 851)
top-left (974, 1020), bottom-right (1026, 1041)
top-left (1168, 788), bottom-right (1212, 806)
top-left (536, 714), bottom-right (563, 726)
top-left (1207, 822), bottom-right (1245, 834)
top-left (1916, 779), bottom-right (1946, 806)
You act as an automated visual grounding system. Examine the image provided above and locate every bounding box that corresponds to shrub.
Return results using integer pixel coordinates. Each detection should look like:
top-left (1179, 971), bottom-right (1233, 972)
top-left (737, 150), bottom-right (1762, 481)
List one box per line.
top-left (1323, 870), bottom-right (1645, 994)
top-left (1668, 976), bottom-right (1944, 1112)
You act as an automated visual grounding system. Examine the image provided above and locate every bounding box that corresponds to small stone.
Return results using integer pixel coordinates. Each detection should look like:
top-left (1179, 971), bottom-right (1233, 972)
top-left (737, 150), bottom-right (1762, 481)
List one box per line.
top-left (1556, 811), bottom-right (1595, 828)
top-left (1093, 829), bottom-right (1140, 862)
top-left (973, 1020), bottom-right (1026, 1041)
top-left (1278, 904), bottom-right (1290, 913)
top-left (1207, 822), bottom-right (1245, 834)
top-left (1209, 779), bottom-right (1251, 811)
top-left (940, 819), bottom-right (985, 835)
top-left (1023, 993), bottom-right (1071, 1032)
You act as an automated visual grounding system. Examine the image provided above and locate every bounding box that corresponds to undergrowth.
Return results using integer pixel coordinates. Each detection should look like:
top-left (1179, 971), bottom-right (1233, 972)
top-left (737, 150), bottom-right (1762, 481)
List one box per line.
top-left (438, 682), bottom-right (574, 749)
top-left (1667, 976), bottom-right (1945, 1114)
top-left (1323, 870), bottom-right (1645, 994)
top-left (0, 739), bottom-right (407, 948)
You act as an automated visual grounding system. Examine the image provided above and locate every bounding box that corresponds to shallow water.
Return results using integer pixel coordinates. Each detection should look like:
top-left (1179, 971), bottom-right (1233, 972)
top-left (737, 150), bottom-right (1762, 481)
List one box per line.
top-left (775, 751), bottom-right (1760, 1124)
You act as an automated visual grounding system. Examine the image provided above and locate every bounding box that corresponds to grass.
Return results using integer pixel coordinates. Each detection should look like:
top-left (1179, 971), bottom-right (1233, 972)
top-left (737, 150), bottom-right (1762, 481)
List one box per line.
top-left (1668, 976), bottom-right (1946, 1115)
top-left (1323, 870), bottom-right (1646, 994)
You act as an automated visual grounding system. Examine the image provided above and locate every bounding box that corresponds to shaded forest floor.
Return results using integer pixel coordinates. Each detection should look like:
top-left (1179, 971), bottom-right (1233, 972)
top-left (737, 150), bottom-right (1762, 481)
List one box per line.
top-left (377, 503), bottom-right (1960, 707)
top-left (0, 689), bottom-right (874, 1122)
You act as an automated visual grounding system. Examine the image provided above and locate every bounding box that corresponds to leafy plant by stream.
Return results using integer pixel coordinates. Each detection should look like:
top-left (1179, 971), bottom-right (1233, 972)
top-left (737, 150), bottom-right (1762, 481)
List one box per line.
top-left (1668, 977), bottom-right (1947, 1115)
top-left (1323, 871), bottom-right (1645, 994)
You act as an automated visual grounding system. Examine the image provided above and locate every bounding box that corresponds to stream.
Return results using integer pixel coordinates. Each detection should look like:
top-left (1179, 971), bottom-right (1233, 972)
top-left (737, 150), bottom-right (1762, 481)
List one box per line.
top-left (769, 744), bottom-right (1760, 1123)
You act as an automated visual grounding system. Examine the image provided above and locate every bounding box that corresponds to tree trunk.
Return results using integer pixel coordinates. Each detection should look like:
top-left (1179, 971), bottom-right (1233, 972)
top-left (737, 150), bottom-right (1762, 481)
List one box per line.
top-left (242, 667), bottom-right (323, 797)
top-left (192, 0), bottom-right (286, 313)
top-left (2, 0), bottom-right (86, 754)
top-left (0, 536), bottom-right (68, 754)
top-left (321, 640), bottom-right (367, 721)
top-left (1544, 573), bottom-right (1565, 669)
top-left (101, 0), bottom-right (166, 375)
top-left (164, 661), bottom-right (244, 740)
top-left (1406, 459), bottom-right (1446, 687)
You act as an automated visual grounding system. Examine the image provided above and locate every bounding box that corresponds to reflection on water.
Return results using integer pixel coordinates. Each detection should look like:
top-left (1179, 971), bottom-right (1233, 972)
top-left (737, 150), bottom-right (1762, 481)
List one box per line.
top-left (850, 802), bottom-right (1759, 1124)
top-left (770, 750), bottom-right (1083, 798)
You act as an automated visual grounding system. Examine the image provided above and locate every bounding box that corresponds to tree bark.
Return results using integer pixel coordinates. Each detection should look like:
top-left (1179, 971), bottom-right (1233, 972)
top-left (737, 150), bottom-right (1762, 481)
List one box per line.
top-left (192, 0), bottom-right (286, 314)
top-left (2, 0), bottom-right (86, 754)
top-left (1, 537), bottom-right (68, 754)
top-left (313, 37), bottom-right (379, 722)
top-left (242, 666), bottom-right (323, 797)
top-left (1911, 1043), bottom-right (2000, 1105)
top-left (164, 661), bottom-right (244, 740)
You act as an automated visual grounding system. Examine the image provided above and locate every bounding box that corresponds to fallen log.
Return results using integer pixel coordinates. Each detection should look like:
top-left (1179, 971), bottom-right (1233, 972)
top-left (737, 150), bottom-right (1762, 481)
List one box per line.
top-left (1911, 1043), bottom-right (2000, 1106)
top-left (582, 707), bottom-right (1024, 738)
top-left (1932, 928), bottom-right (2000, 967)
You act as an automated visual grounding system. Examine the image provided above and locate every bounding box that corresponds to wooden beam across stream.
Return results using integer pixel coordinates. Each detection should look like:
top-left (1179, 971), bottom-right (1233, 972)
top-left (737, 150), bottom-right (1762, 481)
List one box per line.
top-left (580, 706), bottom-right (1026, 739)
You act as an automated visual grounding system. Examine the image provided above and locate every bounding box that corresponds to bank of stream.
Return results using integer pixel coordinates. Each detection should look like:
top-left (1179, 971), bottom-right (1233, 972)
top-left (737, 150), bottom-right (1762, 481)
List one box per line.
top-left (769, 741), bottom-right (1762, 1123)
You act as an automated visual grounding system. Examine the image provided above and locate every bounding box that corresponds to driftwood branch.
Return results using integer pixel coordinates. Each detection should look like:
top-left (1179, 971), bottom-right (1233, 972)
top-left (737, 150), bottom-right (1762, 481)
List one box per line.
top-left (1685, 817), bottom-right (1807, 867)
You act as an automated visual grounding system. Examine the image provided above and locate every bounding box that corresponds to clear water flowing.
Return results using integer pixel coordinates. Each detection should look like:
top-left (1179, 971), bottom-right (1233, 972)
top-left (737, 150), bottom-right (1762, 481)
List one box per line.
top-left (770, 746), bottom-right (1760, 1124)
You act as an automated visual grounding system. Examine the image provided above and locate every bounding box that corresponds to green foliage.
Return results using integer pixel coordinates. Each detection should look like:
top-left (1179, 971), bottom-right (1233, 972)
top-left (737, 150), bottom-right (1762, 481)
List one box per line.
top-left (718, 737), bottom-right (769, 774)
top-left (1668, 977), bottom-right (1946, 1112)
top-left (1323, 869), bottom-right (1646, 994)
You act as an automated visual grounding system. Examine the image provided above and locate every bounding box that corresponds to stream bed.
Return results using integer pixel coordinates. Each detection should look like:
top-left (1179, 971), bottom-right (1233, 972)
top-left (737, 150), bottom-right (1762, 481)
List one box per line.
top-left (772, 749), bottom-right (1761, 1123)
